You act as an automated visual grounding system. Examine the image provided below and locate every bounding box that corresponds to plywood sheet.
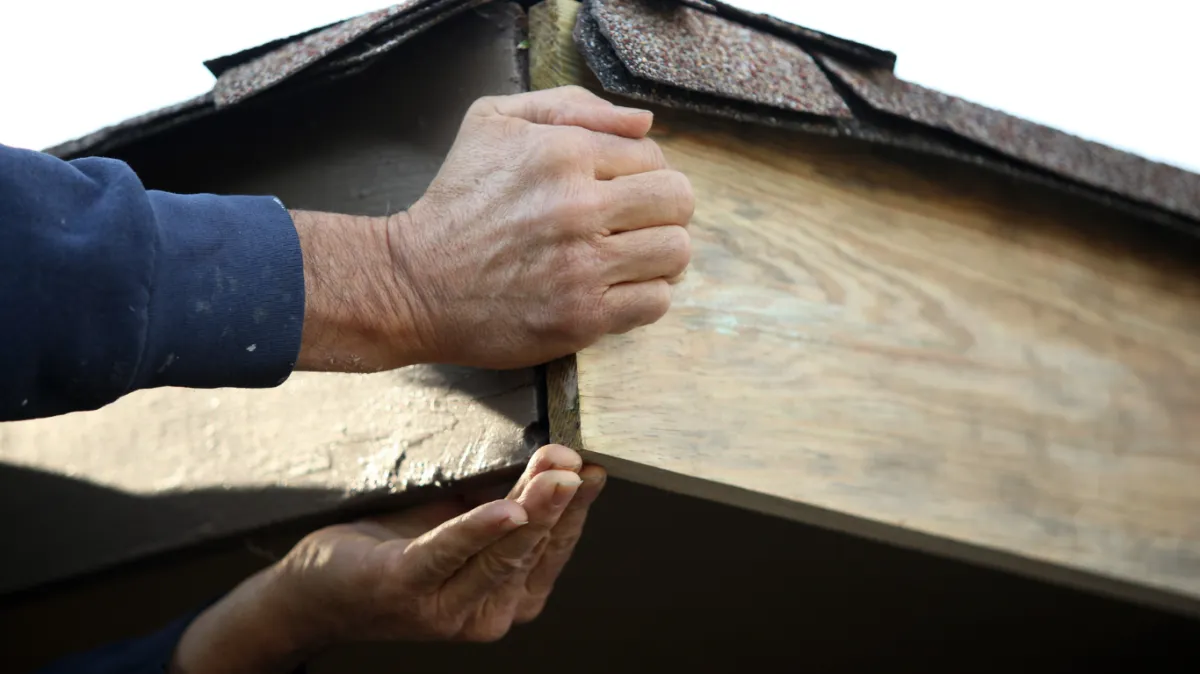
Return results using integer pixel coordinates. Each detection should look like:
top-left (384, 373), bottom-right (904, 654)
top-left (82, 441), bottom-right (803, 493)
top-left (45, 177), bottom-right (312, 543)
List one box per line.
top-left (533, 0), bottom-right (1200, 613)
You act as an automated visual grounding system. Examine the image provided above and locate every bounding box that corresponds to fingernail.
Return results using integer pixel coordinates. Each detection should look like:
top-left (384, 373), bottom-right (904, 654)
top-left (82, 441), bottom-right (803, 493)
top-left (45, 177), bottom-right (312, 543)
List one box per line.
top-left (505, 514), bottom-right (529, 529)
top-left (616, 105), bottom-right (651, 116)
top-left (552, 475), bottom-right (583, 508)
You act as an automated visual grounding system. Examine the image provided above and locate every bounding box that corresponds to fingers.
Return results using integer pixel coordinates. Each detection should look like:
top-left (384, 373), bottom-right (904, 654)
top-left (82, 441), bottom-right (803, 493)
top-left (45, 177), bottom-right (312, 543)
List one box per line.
top-left (441, 470), bottom-right (581, 615)
top-left (601, 225), bottom-right (691, 285)
top-left (600, 170), bottom-right (695, 233)
top-left (600, 279), bottom-right (672, 334)
top-left (487, 86), bottom-right (653, 139)
top-left (398, 499), bottom-right (528, 591)
top-left (507, 444), bottom-right (583, 500)
top-left (516, 465), bottom-right (607, 623)
top-left (591, 134), bottom-right (668, 180)
top-left (465, 443), bottom-right (581, 508)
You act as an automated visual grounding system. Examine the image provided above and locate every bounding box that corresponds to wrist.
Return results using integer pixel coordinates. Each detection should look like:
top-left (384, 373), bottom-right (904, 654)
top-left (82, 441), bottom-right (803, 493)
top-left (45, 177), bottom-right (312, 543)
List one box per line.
top-left (291, 210), bottom-right (432, 371)
top-left (171, 565), bottom-right (316, 673)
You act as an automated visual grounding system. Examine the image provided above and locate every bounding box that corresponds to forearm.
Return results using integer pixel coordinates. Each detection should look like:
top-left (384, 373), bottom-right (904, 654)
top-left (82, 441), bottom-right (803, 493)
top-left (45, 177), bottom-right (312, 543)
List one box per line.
top-left (170, 567), bottom-right (313, 674)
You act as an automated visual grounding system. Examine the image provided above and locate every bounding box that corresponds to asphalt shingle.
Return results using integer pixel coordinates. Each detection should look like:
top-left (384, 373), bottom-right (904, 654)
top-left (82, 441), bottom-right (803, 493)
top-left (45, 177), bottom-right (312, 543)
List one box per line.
top-left (820, 55), bottom-right (1200, 222)
top-left (591, 0), bottom-right (851, 118)
top-left (576, 0), bottom-right (1200, 227)
top-left (214, 2), bottom-right (420, 106)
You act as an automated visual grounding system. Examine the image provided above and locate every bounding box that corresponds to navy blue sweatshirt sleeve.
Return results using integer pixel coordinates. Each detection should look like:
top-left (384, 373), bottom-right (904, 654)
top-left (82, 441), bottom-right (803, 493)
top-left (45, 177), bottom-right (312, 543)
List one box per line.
top-left (34, 609), bottom-right (203, 674)
top-left (0, 144), bottom-right (305, 420)
top-left (33, 606), bottom-right (309, 674)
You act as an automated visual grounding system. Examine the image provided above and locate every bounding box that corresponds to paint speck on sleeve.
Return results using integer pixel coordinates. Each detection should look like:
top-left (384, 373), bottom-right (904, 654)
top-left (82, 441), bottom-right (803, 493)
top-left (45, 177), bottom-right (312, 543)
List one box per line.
top-left (246, 344), bottom-right (257, 352)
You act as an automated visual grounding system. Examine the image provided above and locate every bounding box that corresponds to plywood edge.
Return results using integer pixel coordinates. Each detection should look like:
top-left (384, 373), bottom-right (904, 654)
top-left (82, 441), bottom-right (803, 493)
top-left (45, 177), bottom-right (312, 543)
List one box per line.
top-left (546, 356), bottom-right (583, 449)
top-left (533, 0), bottom-right (588, 454)
top-left (529, 0), bottom-right (594, 93)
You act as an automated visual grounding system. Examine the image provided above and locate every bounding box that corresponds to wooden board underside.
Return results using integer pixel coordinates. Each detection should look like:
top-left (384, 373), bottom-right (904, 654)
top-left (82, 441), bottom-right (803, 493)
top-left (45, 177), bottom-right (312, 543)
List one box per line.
top-left (533, 0), bottom-right (1200, 612)
top-left (0, 4), bottom-right (537, 596)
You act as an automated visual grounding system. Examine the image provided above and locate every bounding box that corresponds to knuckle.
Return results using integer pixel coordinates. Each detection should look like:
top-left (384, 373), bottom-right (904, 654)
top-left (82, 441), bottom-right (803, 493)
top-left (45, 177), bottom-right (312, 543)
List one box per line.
top-left (547, 296), bottom-right (604, 346)
top-left (666, 171), bottom-right (696, 220)
top-left (533, 127), bottom-right (590, 170)
top-left (665, 226), bottom-right (692, 275)
top-left (411, 535), bottom-right (459, 577)
top-left (548, 530), bottom-right (582, 554)
top-left (649, 285), bottom-right (672, 321)
top-left (530, 135), bottom-right (565, 166)
top-left (641, 138), bottom-right (668, 169)
top-left (556, 241), bottom-right (598, 278)
top-left (469, 95), bottom-right (498, 116)
top-left (423, 597), bottom-right (466, 639)
top-left (463, 618), bottom-right (513, 643)
top-left (557, 84), bottom-right (595, 102)
top-left (514, 595), bottom-right (549, 624)
top-left (560, 126), bottom-right (594, 152)
top-left (559, 192), bottom-right (605, 228)
top-left (574, 301), bottom-right (608, 342)
top-left (432, 614), bottom-right (465, 640)
top-left (618, 282), bottom-right (670, 333)
top-left (478, 552), bottom-right (526, 581)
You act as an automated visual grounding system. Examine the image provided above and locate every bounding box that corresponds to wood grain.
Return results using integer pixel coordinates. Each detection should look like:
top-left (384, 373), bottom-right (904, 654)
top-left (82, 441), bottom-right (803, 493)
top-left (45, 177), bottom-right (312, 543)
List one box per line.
top-left (533, 0), bottom-right (1200, 612)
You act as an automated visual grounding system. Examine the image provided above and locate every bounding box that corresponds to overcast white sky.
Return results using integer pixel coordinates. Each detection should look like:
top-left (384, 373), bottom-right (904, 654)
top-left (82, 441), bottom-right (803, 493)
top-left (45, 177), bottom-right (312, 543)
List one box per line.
top-left (1, 0), bottom-right (1196, 172)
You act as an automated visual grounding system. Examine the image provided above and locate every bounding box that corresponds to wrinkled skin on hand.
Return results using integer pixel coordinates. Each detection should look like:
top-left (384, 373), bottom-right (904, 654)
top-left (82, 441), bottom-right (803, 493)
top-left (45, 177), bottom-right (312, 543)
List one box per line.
top-left (392, 85), bottom-right (695, 368)
top-left (294, 86), bottom-right (694, 373)
top-left (281, 445), bottom-right (604, 643)
top-left (171, 446), bottom-right (605, 672)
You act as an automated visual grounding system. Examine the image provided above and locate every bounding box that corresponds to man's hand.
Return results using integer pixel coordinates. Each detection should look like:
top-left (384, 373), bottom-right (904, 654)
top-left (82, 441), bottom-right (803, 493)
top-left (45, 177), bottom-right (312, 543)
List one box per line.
top-left (171, 445), bottom-right (605, 673)
top-left (295, 86), bottom-right (694, 372)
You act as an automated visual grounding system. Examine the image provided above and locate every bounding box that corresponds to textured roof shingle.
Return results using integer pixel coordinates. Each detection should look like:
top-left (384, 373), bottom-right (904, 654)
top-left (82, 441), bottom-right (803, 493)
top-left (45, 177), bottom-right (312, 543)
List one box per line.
top-left (214, 2), bottom-right (418, 106)
top-left (49, 0), bottom-right (483, 157)
top-left (45, 93), bottom-right (215, 159)
top-left (591, 0), bottom-right (851, 118)
top-left (819, 55), bottom-right (1200, 222)
top-left (704, 0), bottom-right (896, 70)
top-left (575, 0), bottom-right (1200, 228)
top-left (212, 0), bottom-right (487, 107)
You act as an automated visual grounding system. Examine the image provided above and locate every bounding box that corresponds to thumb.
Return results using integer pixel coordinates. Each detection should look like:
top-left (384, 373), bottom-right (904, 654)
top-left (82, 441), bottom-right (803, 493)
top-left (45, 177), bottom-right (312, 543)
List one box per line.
top-left (486, 86), bottom-right (653, 139)
top-left (397, 499), bottom-right (529, 591)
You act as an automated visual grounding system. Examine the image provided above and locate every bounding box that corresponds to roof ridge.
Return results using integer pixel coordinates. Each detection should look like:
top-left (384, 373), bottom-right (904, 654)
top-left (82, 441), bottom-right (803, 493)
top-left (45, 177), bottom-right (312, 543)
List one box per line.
top-left (211, 0), bottom-right (494, 107)
top-left (203, 20), bottom-right (342, 79)
top-left (212, 2), bottom-right (420, 107)
top-left (701, 0), bottom-right (897, 70)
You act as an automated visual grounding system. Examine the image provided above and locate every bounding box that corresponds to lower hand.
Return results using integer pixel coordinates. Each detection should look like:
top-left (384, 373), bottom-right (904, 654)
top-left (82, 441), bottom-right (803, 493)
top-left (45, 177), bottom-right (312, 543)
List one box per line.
top-left (170, 445), bottom-right (605, 673)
